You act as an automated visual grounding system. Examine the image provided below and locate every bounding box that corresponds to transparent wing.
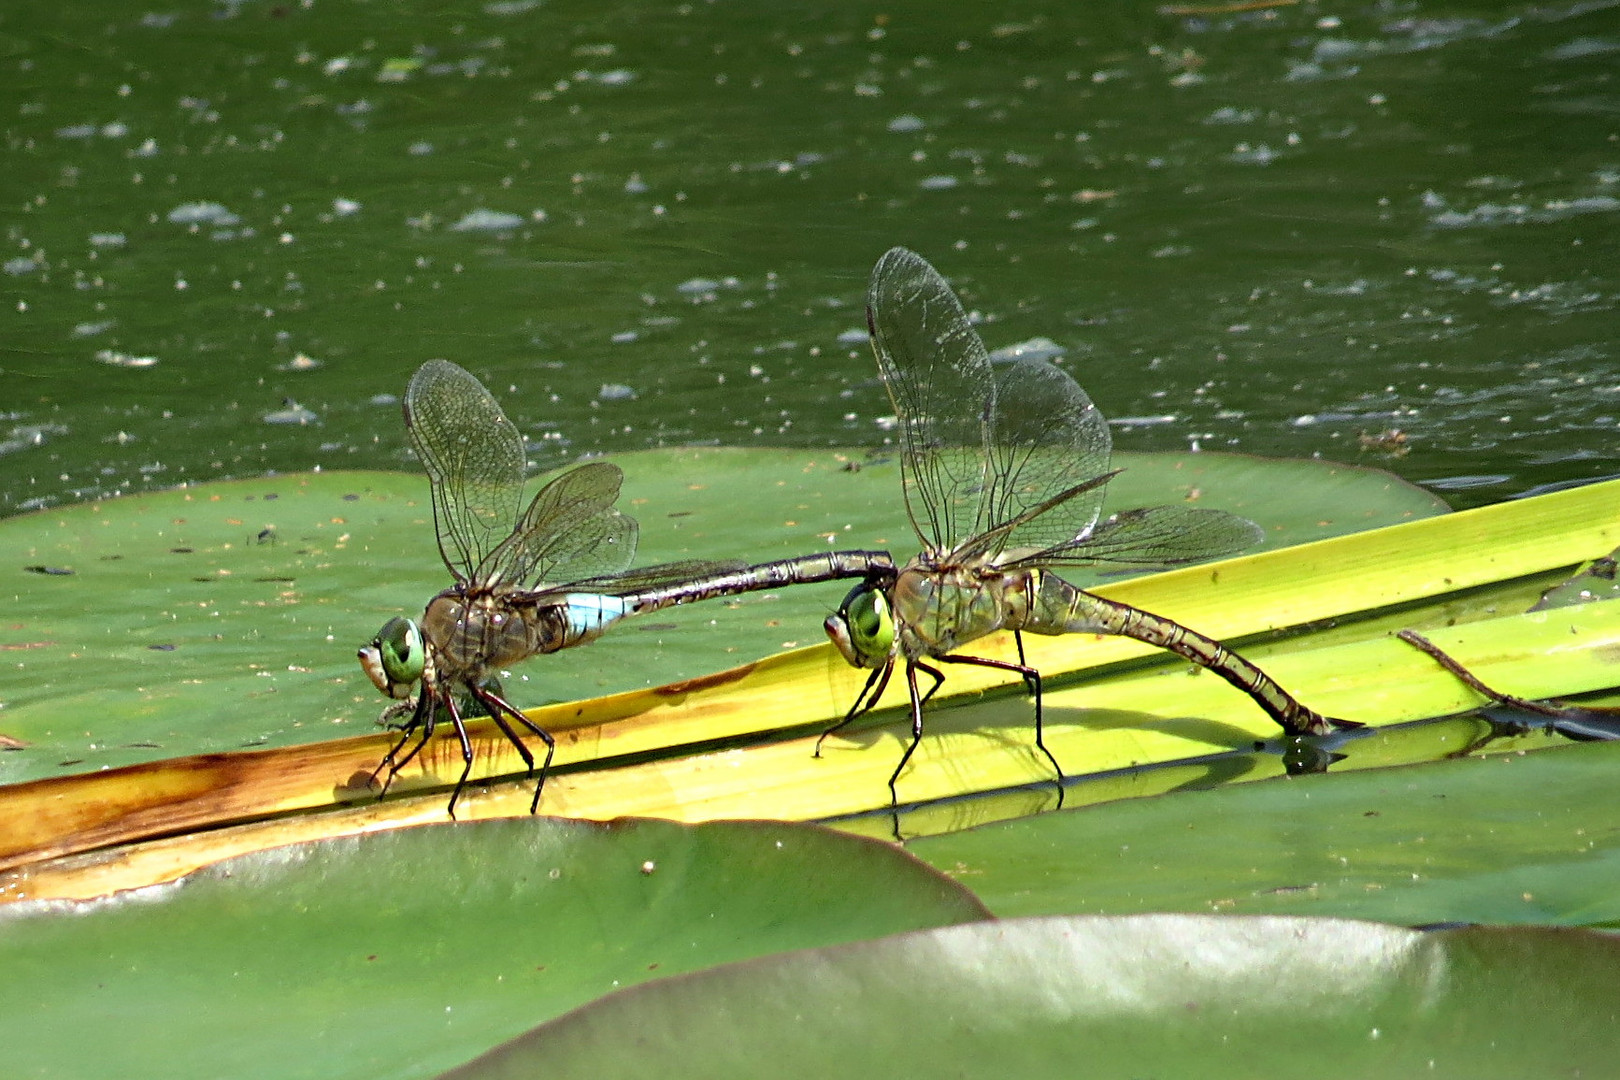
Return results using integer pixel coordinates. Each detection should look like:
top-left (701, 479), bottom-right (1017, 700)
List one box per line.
top-left (1004, 504), bottom-right (1265, 569)
top-left (477, 460), bottom-right (638, 589)
top-left (867, 247), bottom-right (995, 553)
top-left (571, 558), bottom-right (752, 596)
top-left (403, 359), bottom-right (525, 584)
top-left (980, 354), bottom-right (1113, 559)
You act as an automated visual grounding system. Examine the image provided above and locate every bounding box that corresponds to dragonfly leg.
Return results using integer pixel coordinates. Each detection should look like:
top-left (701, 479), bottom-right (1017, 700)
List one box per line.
top-left (815, 661), bottom-right (894, 757)
top-left (471, 685), bottom-right (558, 815)
top-left (888, 660), bottom-right (938, 807)
top-left (914, 663), bottom-right (947, 707)
top-left (371, 689), bottom-right (439, 797)
top-left (937, 651), bottom-right (1065, 794)
top-left (442, 694), bottom-right (476, 820)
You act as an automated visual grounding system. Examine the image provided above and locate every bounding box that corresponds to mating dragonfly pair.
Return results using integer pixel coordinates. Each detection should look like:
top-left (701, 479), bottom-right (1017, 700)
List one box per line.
top-left (360, 247), bottom-right (1356, 817)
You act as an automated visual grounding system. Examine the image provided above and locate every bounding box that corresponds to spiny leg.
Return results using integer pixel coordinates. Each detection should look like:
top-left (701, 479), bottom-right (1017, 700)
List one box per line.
top-left (816, 661), bottom-right (895, 756)
top-left (914, 661), bottom-right (948, 707)
top-left (937, 651), bottom-right (1065, 793)
top-left (441, 693), bottom-right (477, 820)
top-left (887, 660), bottom-right (939, 808)
top-left (371, 690), bottom-right (438, 798)
top-left (471, 684), bottom-right (557, 815)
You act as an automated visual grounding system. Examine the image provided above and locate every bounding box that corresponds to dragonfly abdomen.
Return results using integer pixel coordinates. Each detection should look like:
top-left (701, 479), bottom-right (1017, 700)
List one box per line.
top-left (559, 593), bottom-right (633, 642)
top-left (621, 550), bottom-right (895, 614)
top-left (1023, 572), bottom-right (1341, 737)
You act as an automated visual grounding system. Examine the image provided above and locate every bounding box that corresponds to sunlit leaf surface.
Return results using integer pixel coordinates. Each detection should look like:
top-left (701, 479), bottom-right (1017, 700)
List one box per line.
top-left (445, 914), bottom-right (1620, 1080)
top-left (0, 817), bottom-right (987, 1080)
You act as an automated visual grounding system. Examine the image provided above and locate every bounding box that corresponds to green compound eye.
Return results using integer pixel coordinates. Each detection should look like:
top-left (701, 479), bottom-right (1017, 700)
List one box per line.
top-left (824, 583), bottom-right (895, 669)
top-left (359, 616), bottom-right (424, 698)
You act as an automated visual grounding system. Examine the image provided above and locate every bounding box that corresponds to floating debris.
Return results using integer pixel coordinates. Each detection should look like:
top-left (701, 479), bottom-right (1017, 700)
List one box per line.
top-left (263, 398), bottom-right (319, 425)
top-left (598, 383), bottom-right (636, 401)
top-left (167, 202), bottom-right (241, 227)
top-left (887, 114), bottom-right (925, 133)
top-left (676, 277), bottom-right (722, 298)
top-left (279, 353), bottom-right (322, 372)
top-left (988, 336), bottom-right (1065, 363)
top-left (378, 58), bottom-right (423, 82)
top-left (450, 208), bottom-right (525, 232)
top-left (96, 349), bottom-right (159, 368)
top-left (918, 175), bottom-right (959, 190)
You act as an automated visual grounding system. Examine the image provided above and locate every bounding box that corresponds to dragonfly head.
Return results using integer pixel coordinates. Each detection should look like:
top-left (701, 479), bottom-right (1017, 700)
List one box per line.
top-left (825, 581), bottom-right (896, 669)
top-left (359, 616), bottom-right (425, 699)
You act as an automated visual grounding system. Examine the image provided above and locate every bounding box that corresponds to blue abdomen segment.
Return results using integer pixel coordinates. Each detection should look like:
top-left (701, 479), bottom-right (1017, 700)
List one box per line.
top-left (562, 593), bottom-right (632, 639)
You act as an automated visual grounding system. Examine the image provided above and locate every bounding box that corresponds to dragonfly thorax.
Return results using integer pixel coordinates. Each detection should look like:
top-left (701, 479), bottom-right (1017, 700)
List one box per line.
top-left (892, 562), bottom-right (1036, 659)
top-left (420, 589), bottom-right (557, 682)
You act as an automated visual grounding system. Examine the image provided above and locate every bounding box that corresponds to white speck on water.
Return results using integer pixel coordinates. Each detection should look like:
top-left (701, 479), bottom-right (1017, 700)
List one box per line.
top-left (167, 202), bottom-right (240, 227)
top-left (1547, 37), bottom-right (1620, 61)
top-left (624, 173), bottom-right (648, 194)
top-left (96, 350), bottom-right (159, 368)
top-left (263, 399), bottom-right (319, 425)
top-left (89, 233), bottom-right (126, 247)
top-left (1203, 106), bottom-right (1258, 125)
top-left (73, 320), bottom-right (115, 337)
top-left (598, 383), bottom-right (635, 401)
top-left (610, 330), bottom-right (638, 344)
top-left (55, 124), bottom-right (96, 140)
top-left (887, 113), bottom-right (925, 132)
top-left (988, 337), bottom-right (1065, 363)
top-left (676, 277), bottom-right (721, 296)
top-left (331, 197), bottom-right (362, 216)
top-left (485, 0), bottom-right (542, 13)
top-left (408, 141), bottom-right (435, 156)
top-left (450, 209), bottom-right (524, 232)
top-left (919, 175), bottom-right (959, 190)
top-left (1227, 143), bottom-right (1280, 165)
top-left (836, 328), bottom-right (868, 346)
top-left (3, 257), bottom-right (40, 276)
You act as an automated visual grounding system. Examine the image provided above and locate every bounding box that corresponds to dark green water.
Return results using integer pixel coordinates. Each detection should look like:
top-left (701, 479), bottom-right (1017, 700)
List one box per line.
top-left (1, 0), bottom-right (1616, 516)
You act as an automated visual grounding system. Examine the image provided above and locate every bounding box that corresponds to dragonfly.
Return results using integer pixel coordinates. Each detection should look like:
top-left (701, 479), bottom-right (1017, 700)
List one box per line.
top-left (820, 247), bottom-right (1359, 804)
top-left (360, 359), bottom-right (893, 817)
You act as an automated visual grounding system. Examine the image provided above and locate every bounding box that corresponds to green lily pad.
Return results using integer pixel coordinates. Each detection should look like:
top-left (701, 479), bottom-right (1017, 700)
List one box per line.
top-left (0, 816), bottom-right (987, 1080)
top-left (908, 737), bottom-right (1620, 928)
top-left (0, 448), bottom-right (1443, 786)
top-left (443, 914), bottom-right (1620, 1080)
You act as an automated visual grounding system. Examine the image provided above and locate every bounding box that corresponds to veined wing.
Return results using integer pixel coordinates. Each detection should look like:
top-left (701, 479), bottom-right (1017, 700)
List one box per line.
top-left (952, 469), bottom-right (1120, 565)
top-left (404, 359), bottom-right (526, 584)
top-left (570, 558), bottom-right (751, 597)
top-left (867, 247), bottom-right (995, 554)
top-left (1004, 503), bottom-right (1265, 569)
top-left (476, 460), bottom-right (638, 590)
top-left (981, 354), bottom-right (1113, 559)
